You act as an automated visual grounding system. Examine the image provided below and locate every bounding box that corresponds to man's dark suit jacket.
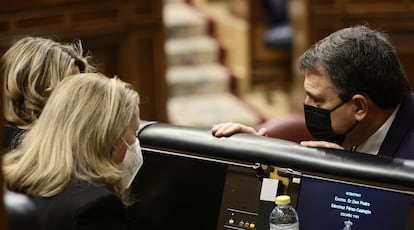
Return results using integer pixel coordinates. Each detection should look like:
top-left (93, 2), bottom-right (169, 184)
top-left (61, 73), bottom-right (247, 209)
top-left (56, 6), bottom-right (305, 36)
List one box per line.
top-left (379, 92), bottom-right (414, 160)
top-left (32, 182), bottom-right (129, 230)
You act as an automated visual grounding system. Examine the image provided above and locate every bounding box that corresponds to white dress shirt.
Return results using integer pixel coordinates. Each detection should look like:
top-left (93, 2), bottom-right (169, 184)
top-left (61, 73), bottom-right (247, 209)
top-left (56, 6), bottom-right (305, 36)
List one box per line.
top-left (356, 105), bottom-right (400, 155)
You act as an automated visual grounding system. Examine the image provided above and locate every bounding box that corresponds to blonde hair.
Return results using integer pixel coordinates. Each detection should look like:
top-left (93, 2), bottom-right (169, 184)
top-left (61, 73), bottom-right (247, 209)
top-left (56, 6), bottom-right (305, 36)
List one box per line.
top-left (3, 73), bottom-right (140, 204)
top-left (2, 36), bottom-right (94, 130)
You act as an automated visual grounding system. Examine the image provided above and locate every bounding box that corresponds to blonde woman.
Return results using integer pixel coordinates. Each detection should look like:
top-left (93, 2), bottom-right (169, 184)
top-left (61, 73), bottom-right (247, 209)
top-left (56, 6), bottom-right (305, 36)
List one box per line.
top-left (3, 73), bottom-right (143, 230)
top-left (2, 36), bottom-right (94, 150)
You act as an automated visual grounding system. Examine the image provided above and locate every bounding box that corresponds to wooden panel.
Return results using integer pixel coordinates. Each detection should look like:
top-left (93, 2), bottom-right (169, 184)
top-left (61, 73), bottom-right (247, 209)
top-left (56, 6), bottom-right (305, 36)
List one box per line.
top-left (345, 0), bottom-right (409, 14)
top-left (399, 54), bottom-right (414, 88)
top-left (0, 47), bottom-right (6, 230)
top-left (0, 0), bottom-right (102, 12)
top-left (81, 36), bottom-right (122, 77)
top-left (118, 28), bottom-right (167, 122)
top-left (311, 0), bottom-right (336, 4)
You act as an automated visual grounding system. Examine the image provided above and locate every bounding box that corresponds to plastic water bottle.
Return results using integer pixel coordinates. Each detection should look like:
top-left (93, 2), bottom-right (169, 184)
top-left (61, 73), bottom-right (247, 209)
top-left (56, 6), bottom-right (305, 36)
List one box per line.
top-left (269, 195), bottom-right (299, 230)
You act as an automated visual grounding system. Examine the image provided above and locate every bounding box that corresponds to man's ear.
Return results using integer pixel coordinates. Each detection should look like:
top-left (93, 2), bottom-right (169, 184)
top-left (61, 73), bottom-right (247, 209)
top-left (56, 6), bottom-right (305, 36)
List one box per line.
top-left (351, 94), bottom-right (368, 121)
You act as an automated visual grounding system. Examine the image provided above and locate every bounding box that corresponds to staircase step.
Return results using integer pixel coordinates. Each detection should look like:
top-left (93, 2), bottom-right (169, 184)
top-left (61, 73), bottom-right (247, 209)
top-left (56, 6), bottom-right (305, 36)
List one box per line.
top-left (164, 2), bottom-right (207, 39)
top-left (165, 36), bottom-right (219, 66)
top-left (168, 93), bottom-right (261, 128)
top-left (167, 64), bottom-right (230, 97)
top-left (164, 1), bottom-right (262, 128)
top-left (164, 0), bottom-right (185, 4)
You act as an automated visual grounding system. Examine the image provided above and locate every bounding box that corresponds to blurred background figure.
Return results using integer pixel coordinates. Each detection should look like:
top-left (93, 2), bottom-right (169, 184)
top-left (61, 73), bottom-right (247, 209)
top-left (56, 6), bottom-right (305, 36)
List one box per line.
top-left (261, 0), bottom-right (292, 49)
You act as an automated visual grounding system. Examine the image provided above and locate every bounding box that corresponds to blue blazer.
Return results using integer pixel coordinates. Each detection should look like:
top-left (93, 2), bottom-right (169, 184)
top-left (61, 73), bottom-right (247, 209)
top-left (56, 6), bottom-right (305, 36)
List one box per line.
top-left (378, 92), bottom-right (414, 160)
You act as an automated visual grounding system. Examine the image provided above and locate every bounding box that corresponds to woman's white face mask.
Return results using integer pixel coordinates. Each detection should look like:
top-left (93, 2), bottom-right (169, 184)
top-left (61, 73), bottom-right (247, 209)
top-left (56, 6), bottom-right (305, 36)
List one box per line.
top-left (119, 138), bottom-right (143, 188)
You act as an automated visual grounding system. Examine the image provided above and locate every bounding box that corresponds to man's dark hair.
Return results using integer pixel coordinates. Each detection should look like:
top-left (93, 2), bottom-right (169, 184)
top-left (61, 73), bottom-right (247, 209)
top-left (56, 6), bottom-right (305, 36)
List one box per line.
top-left (299, 25), bottom-right (411, 109)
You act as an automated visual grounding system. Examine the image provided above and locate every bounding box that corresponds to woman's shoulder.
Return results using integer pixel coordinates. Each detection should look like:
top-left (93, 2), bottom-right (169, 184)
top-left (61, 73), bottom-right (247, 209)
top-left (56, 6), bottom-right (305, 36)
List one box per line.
top-left (68, 182), bottom-right (129, 229)
top-left (33, 182), bottom-right (128, 230)
top-left (66, 182), bottom-right (115, 196)
top-left (33, 182), bottom-right (123, 212)
top-left (59, 182), bottom-right (124, 210)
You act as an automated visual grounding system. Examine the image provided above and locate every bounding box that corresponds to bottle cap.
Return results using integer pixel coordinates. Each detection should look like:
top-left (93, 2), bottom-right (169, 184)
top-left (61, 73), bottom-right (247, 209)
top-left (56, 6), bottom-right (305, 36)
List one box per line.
top-left (275, 195), bottom-right (291, 205)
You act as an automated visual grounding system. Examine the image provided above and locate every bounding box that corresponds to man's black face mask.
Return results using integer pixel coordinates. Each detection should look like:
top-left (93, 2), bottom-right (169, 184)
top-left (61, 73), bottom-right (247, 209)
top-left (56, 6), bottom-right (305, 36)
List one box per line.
top-left (304, 100), bottom-right (351, 145)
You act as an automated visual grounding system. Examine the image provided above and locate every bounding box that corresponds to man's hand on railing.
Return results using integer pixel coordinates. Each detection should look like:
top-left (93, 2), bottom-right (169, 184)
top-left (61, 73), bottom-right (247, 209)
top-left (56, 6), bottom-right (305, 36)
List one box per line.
top-left (211, 122), bottom-right (267, 137)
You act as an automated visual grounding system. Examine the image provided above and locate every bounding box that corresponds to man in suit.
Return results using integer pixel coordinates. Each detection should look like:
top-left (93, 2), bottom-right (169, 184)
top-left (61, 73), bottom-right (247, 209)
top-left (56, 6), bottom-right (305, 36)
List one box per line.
top-left (212, 25), bottom-right (414, 160)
